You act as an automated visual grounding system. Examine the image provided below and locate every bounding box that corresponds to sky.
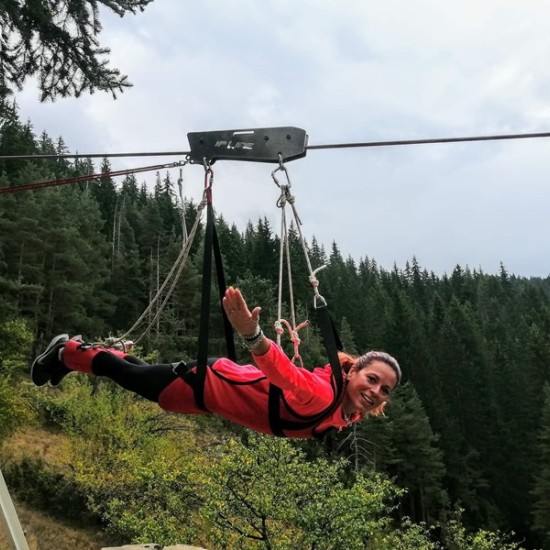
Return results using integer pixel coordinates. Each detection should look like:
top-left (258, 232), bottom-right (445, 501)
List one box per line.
top-left (14, 0), bottom-right (550, 278)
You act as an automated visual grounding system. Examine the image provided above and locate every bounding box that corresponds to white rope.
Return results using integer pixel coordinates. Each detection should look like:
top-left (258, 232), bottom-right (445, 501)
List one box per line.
top-left (272, 160), bottom-right (328, 307)
top-left (114, 191), bottom-right (208, 344)
top-left (275, 200), bottom-right (286, 346)
top-left (177, 166), bottom-right (189, 243)
top-left (286, 194), bottom-right (327, 306)
top-left (284, 218), bottom-right (297, 331)
top-left (274, 190), bottom-right (306, 353)
top-left (272, 159), bottom-right (325, 363)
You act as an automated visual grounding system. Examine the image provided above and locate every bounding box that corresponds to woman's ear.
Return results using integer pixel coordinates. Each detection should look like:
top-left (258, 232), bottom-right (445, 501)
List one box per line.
top-left (348, 364), bottom-right (358, 376)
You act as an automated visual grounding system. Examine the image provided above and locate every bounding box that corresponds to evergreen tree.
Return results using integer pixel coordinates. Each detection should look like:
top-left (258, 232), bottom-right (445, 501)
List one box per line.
top-left (339, 317), bottom-right (358, 355)
top-left (35, 187), bottom-right (113, 336)
top-left (0, 99), bottom-right (38, 184)
top-left (363, 383), bottom-right (449, 524)
top-left (285, 222), bottom-right (312, 302)
top-left (309, 235), bottom-right (327, 269)
top-left (110, 204), bottom-right (146, 332)
top-left (0, 188), bottom-right (44, 320)
top-left (432, 295), bottom-right (504, 527)
top-left (158, 239), bottom-right (202, 360)
top-left (249, 216), bottom-right (278, 283)
top-left (0, 0), bottom-right (153, 100)
top-left (4, 96), bottom-right (550, 546)
top-left (531, 383), bottom-right (550, 548)
top-left (216, 216), bottom-right (245, 284)
top-left (90, 158), bottom-right (118, 239)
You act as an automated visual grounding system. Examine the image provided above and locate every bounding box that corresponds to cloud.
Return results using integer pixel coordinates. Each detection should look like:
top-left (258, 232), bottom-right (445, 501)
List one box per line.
top-left (14, 0), bottom-right (550, 276)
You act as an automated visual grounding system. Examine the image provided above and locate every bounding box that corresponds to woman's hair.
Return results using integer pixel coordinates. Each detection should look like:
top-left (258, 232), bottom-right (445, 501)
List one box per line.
top-left (338, 350), bottom-right (402, 417)
top-left (338, 350), bottom-right (401, 386)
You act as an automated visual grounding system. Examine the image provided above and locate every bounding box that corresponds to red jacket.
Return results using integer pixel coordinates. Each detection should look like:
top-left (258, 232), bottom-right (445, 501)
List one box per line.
top-left (159, 340), bottom-right (359, 439)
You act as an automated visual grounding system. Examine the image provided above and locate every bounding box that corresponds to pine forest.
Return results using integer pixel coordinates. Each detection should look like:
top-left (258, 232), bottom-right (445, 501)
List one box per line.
top-left (2, 99), bottom-right (550, 549)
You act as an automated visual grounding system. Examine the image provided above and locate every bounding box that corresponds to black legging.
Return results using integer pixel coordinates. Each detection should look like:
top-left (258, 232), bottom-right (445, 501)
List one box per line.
top-left (91, 351), bottom-right (178, 402)
top-left (90, 352), bottom-right (218, 403)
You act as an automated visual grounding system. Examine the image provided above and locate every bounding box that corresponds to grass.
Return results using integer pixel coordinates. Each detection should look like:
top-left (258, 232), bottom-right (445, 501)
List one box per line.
top-left (0, 502), bottom-right (116, 550)
top-left (0, 427), bottom-right (117, 550)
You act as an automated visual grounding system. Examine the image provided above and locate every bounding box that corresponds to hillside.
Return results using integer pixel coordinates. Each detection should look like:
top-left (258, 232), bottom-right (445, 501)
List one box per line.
top-left (0, 501), bottom-right (115, 550)
top-left (0, 428), bottom-right (117, 549)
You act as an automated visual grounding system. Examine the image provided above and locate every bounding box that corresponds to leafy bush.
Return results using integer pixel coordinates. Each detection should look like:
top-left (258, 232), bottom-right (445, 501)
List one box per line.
top-left (28, 376), bottom-right (526, 549)
top-left (0, 375), bottom-right (35, 444)
top-left (0, 318), bottom-right (33, 375)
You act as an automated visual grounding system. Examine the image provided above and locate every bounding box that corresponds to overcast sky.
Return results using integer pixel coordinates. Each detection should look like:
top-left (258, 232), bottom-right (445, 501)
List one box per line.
top-left (15, 0), bottom-right (550, 277)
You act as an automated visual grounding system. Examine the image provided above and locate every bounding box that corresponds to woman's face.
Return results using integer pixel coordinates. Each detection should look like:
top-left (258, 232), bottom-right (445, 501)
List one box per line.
top-left (342, 360), bottom-right (398, 415)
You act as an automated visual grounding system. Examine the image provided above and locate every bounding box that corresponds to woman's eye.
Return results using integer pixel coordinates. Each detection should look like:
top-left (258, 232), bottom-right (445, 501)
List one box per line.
top-left (367, 376), bottom-right (376, 383)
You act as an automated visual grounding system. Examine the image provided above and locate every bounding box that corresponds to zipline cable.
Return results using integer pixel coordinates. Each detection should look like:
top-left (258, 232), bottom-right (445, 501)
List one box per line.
top-left (2, 130), bottom-right (550, 161)
top-left (305, 130), bottom-right (550, 151)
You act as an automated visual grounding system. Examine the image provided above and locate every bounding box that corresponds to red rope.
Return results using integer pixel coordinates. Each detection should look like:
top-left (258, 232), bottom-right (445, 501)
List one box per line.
top-left (0, 162), bottom-right (185, 195)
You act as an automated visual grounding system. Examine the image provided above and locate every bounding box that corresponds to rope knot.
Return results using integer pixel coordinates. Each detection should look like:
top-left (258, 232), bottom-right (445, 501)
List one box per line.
top-left (309, 275), bottom-right (319, 288)
top-left (274, 320), bottom-right (284, 335)
top-left (290, 330), bottom-right (301, 346)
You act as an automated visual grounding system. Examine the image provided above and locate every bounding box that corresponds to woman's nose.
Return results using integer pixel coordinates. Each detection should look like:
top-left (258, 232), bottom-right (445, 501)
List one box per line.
top-left (370, 384), bottom-right (381, 398)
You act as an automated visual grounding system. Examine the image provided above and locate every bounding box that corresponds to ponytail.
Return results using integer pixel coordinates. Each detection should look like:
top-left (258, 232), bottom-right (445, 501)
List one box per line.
top-left (337, 351), bottom-right (357, 374)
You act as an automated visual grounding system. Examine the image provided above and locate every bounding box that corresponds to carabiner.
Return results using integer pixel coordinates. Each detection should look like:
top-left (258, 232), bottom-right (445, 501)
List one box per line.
top-left (203, 159), bottom-right (214, 188)
top-left (271, 153), bottom-right (292, 189)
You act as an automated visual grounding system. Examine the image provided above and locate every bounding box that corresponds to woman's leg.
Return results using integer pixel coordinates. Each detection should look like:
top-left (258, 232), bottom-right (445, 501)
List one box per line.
top-left (32, 336), bottom-right (207, 415)
top-left (63, 339), bottom-right (179, 402)
top-left (124, 356), bottom-right (150, 366)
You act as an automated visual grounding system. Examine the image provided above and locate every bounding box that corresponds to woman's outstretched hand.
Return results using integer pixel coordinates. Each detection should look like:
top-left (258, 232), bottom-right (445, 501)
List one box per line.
top-left (223, 287), bottom-right (262, 337)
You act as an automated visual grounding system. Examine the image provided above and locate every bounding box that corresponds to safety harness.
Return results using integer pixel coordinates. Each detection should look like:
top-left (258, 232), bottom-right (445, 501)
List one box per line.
top-left (175, 155), bottom-right (346, 438)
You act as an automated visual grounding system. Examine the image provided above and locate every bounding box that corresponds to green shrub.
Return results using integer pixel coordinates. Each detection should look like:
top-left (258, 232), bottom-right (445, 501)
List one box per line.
top-left (0, 318), bottom-right (33, 375)
top-left (0, 374), bottom-right (35, 443)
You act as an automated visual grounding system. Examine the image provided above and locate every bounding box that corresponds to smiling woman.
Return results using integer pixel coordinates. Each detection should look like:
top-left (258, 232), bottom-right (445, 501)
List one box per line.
top-left (339, 351), bottom-right (401, 419)
top-left (30, 287), bottom-right (401, 440)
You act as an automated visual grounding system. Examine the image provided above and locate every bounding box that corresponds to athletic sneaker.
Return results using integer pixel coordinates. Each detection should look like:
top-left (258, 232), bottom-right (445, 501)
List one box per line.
top-left (49, 362), bottom-right (73, 387)
top-left (49, 335), bottom-right (86, 385)
top-left (31, 334), bottom-right (70, 387)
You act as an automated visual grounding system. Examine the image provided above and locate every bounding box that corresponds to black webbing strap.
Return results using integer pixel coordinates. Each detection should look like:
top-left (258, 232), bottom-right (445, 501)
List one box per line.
top-left (268, 303), bottom-right (344, 437)
top-left (315, 304), bottom-right (344, 397)
top-left (268, 385), bottom-right (285, 436)
top-left (193, 200), bottom-right (236, 410)
top-left (213, 220), bottom-right (237, 362)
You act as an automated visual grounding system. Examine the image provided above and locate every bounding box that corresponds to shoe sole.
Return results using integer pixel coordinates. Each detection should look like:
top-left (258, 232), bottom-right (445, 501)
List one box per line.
top-left (49, 364), bottom-right (72, 387)
top-left (31, 334), bottom-right (69, 386)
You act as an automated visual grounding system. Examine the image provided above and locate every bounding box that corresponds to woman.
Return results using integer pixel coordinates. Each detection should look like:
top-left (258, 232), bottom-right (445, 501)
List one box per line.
top-left (31, 287), bottom-right (401, 439)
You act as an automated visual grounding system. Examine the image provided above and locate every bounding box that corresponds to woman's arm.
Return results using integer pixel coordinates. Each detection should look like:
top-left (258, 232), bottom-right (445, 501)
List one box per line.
top-left (247, 334), bottom-right (270, 356)
top-left (223, 287), bottom-right (334, 409)
top-left (253, 340), bottom-right (334, 410)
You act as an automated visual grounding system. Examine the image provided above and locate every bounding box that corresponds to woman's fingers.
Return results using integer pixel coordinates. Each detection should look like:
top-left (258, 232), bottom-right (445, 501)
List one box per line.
top-left (225, 287), bottom-right (247, 313)
top-left (223, 288), bottom-right (261, 335)
top-left (232, 288), bottom-right (248, 312)
top-left (250, 306), bottom-right (262, 322)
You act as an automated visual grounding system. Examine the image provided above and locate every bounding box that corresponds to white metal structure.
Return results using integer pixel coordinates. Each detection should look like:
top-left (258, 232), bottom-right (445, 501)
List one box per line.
top-left (0, 468), bottom-right (29, 550)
